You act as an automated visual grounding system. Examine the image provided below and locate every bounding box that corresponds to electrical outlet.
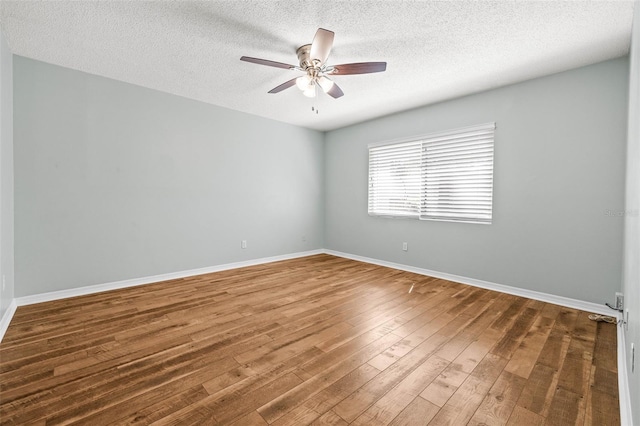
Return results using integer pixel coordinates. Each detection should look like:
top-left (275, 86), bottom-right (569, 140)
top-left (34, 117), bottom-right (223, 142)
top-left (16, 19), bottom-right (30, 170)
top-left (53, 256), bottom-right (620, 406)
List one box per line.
top-left (402, 242), bottom-right (408, 251)
top-left (615, 292), bottom-right (624, 310)
top-left (241, 240), bottom-right (247, 249)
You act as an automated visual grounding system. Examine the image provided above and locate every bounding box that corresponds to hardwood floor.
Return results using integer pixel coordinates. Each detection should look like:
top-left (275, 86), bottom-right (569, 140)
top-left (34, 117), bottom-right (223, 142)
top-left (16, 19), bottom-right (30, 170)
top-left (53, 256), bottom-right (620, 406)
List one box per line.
top-left (0, 254), bottom-right (619, 425)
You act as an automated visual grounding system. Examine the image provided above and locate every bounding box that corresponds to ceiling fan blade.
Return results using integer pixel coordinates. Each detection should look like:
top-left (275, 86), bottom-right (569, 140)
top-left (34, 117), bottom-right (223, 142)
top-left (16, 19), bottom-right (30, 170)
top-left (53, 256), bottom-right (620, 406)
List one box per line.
top-left (240, 56), bottom-right (295, 70)
top-left (309, 28), bottom-right (334, 65)
top-left (268, 77), bottom-right (298, 94)
top-left (331, 62), bottom-right (387, 75)
top-left (326, 82), bottom-right (344, 99)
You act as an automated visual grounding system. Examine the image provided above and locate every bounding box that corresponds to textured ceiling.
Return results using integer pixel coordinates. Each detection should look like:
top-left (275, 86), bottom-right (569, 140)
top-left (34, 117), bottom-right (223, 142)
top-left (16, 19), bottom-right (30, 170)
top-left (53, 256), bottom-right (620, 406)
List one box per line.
top-left (0, 1), bottom-right (635, 131)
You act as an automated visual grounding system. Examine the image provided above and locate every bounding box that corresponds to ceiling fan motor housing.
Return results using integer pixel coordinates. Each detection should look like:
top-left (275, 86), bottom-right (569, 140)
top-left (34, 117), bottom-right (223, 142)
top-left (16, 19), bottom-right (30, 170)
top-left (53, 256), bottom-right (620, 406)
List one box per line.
top-left (296, 44), bottom-right (314, 69)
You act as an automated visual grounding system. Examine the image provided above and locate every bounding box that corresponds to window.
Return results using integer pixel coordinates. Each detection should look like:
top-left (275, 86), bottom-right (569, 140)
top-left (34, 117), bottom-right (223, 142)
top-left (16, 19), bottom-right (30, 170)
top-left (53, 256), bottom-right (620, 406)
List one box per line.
top-left (368, 122), bottom-right (495, 224)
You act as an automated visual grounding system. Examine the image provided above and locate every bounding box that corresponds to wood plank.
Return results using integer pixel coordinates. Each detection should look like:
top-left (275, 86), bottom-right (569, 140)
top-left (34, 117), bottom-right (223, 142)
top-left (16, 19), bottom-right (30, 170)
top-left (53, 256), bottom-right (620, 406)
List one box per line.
top-left (516, 363), bottom-right (558, 416)
top-left (588, 366), bottom-right (620, 425)
top-left (545, 387), bottom-right (582, 426)
top-left (506, 405), bottom-right (544, 426)
top-left (467, 370), bottom-right (527, 426)
top-left (388, 396), bottom-right (439, 426)
top-left (420, 362), bottom-right (468, 407)
top-left (60, 357), bottom-right (240, 425)
top-left (297, 326), bottom-right (403, 381)
top-left (310, 410), bottom-right (348, 425)
top-left (433, 293), bottom-right (510, 362)
top-left (270, 404), bottom-right (324, 426)
top-left (228, 410), bottom-right (268, 425)
top-left (592, 321), bottom-right (617, 372)
top-left (256, 347), bottom-right (385, 424)
top-left (491, 305), bottom-right (541, 359)
top-left (428, 353), bottom-right (508, 426)
top-left (367, 333), bottom-right (424, 371)
top-left (504, 315), bottom-right (554, 378)
top-left (181, 371), bottom-right (303, 425)
top-left (554, 308), bottom-right (579, 333)
top-left (453, 327), bottom-right (503, 374)
top-left (556, 337), bottom-right (593, 397)
top-left (350, 355), bottom-right (449, 425)
top-left (268, 363), bottom-right (380, 425)
top-left (536, 328), bottom-right (572, 371)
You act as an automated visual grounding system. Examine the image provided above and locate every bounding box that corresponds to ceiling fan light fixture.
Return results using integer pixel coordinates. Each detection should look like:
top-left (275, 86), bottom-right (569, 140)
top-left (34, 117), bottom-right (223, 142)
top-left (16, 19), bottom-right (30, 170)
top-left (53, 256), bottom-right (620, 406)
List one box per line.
top-left (295, 75), bottom-right (312, 90)
top-left (317, 76), bottom-right (334, 93)
top-left (302, 83), bottom-right (317, 98)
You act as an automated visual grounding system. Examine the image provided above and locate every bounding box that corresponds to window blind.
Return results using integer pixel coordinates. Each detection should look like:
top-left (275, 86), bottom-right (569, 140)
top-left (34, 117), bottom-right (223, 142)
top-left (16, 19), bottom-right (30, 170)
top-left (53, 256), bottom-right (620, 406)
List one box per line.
top-left (368, 141), bottom-right (422, 217)
top-left (421, 124), bottom-right (495, 223)
top-left (368, 123), bottom-right (495, 224)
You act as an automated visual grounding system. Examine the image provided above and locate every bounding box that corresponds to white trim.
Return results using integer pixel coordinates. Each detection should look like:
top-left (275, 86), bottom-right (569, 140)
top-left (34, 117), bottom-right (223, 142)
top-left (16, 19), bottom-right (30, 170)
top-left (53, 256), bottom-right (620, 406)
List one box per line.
top-left (0, 298), bottom-right (17, 342)
top-left (323, 249), bottom-right (614, 315)
top-left (14, 249), bottom-right (323, 307)
top-left (617, 324), bottom-right (633, 426)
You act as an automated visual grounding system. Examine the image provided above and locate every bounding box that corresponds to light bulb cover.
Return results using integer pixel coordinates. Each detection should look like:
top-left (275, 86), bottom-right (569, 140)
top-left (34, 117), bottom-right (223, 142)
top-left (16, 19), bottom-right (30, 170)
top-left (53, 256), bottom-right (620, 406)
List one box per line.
top-left (296, 75), bottom-right (312, 90)
top-left (317, 76), bottom-right (335, 93)
top-left (302, 83), bottom-right (317, 98)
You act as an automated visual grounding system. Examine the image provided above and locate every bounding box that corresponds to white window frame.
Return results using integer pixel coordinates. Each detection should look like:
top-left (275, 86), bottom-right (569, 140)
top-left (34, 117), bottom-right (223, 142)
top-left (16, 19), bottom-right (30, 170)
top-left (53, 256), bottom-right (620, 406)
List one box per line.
top-left (368, 122), bottom-right (495, 224)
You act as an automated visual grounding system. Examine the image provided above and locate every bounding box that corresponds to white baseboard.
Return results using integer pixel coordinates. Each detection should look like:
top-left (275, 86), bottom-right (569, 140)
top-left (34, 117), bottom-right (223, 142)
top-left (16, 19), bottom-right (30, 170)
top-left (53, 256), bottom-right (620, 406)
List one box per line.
top-left (13, 249), bottom-right (324, 308)
top-left (323, 249), bottom-right (614, 316)
top-left (0, 298), bottom-right (17, 342)
top-left (617, 324), bottom-right (633, 426)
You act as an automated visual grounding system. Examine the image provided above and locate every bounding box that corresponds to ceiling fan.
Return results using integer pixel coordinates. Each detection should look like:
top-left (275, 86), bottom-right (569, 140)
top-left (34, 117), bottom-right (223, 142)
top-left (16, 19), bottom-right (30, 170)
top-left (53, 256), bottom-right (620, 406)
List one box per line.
top-left (240, 28), bottom-right (386, 99)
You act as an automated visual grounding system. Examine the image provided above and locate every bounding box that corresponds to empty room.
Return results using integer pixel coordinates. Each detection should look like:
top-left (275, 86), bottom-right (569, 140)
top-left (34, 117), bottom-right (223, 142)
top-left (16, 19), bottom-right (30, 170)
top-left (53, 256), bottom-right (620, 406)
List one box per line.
top-left (0, 1), bottom-right (639, 425)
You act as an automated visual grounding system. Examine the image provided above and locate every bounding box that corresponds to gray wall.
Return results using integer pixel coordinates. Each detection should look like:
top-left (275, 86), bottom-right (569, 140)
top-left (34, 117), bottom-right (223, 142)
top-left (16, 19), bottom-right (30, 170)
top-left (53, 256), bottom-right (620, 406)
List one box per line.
top-left (325, 57), bottom-right (628, 304)
top-left (623, 3), bottom-right (640, 424)
top-left (0, 27), bottom-right (13, 320)
top-left (14, 56), bottom-right (324, 297)
top-left (9, 52), bottom-right (632, 308)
